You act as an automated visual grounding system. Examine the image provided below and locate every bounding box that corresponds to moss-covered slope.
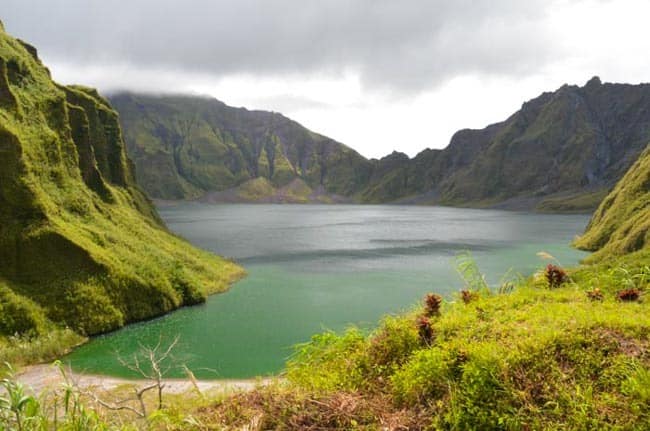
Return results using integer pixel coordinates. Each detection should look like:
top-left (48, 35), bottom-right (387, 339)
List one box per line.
top-left (109, 93), bottom-right (373, 200)
top-left (0, 24), bottom-right (243, 339)
top-left (575, 145), bottom-right (650, 260)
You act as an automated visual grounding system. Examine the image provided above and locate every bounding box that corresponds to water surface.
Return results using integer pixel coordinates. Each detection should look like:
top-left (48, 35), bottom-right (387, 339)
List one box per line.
top-left (65, 204), bottom-right (589, 378)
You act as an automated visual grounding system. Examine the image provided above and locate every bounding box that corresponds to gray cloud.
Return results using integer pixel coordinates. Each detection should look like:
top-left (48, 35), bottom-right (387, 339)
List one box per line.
top-left (2, 0), bottom-right (557, 93)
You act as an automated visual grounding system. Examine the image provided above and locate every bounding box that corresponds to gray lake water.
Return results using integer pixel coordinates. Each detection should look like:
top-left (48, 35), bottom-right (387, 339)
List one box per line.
top-left (65, 204), bottom-right (590, 378)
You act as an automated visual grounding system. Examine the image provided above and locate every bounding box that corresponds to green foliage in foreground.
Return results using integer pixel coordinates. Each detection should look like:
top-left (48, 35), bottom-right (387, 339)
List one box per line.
top-left (285, 252), bottom-right (650, 430)
top-left (0, 24), bottom-right (244, 356)
top-left (0, 363), bottom-right (122, 431)
top-left (9, 252), bottom-right (640, 430)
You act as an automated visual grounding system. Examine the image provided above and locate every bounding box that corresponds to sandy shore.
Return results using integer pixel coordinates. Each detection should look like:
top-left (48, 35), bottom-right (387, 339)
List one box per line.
top-left (15, 364), bottom-right (273, 396)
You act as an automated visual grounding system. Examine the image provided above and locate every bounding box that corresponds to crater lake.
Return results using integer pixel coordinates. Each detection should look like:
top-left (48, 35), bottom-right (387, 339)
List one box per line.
top-left (65, 204), bottom-right (590, 378)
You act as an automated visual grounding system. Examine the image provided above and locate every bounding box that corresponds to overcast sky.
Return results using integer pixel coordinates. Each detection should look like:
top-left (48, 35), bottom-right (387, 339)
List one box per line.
top-left (3, 0), bottom-right (650, 158)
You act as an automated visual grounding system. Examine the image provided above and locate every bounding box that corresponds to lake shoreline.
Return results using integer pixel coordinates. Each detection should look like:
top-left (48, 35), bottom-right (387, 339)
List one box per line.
top-left (65, 204), bottom-right (589, 378)
top-left (151, 196), bottom-right (596, 214)
top-left (16, 363), bottom-right (275, 396)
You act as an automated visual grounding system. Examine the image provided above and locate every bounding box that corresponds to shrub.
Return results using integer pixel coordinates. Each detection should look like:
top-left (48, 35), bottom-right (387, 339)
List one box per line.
top-left (391, 348), bottom-right (453, 405)
top-left (460, 289), bottom-right (479, 304)
top-left (423, 293), bottom-right (442, 317)
top-left (0, 329), bottom-right (84, 365)
top-left (545, 264), bottom-right (568, 288)
top-left (455, 252), bottom-right (489, 292)
top-left (587, 288), bottom-right (604, 301)
top-left (617, 288), bottom-right (640, 302)
top-left (366, 316), bottom-right (420, 371)
top-left (286, 330), bottom-right (368, 392)
top-left (416, 316), bottom-right (433, 345)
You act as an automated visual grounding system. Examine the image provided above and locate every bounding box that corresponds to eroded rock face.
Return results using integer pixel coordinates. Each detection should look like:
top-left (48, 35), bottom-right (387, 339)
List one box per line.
top-left (405, 77), bottom-right (650, 210)
top-left (0, 26), bottom-right (242, 336)
top-left (109, 93), bottom-right (374, 200)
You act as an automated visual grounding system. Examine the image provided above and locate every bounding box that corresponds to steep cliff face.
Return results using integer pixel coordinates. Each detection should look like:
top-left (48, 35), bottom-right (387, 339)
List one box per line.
top-left (360, 124), bottom-right (505, 203)
top-left (113, 78), bottom-right (650, 211)
top-left (109, 93), bottom-right (373, 200)
top-left (0, 25), bottom-right (243, 337)
top-left (434, 77), bottom-right (650, 210)
top-left (362, 77), bottom-right (650, 209)
top-left (575, 144), bottom-right (650, 260)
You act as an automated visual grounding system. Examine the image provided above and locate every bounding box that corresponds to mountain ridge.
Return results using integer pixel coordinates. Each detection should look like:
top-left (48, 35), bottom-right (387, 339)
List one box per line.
top-left (111, 77), bottom-right (650, 211)
top-left (109, 92), bottom-right (373, 201)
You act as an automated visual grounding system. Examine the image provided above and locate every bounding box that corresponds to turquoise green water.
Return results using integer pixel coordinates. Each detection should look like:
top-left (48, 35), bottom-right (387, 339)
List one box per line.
top-left (64, 204), bottom-right (590, 379)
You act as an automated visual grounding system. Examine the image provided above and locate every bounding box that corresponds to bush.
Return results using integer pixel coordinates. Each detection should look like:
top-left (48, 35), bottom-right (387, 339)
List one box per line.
top-left (286, 329), bottom-right (368, 392)
top-left (415, 316), bottom-right (433, 345)
top-left (617, 288), bottom-right (641, 302)
top-left (423, 293), bottom-right (442, 317)
top-left (391, 347), bottom-right (453, 405)
top-left (545, 264), bottom-right (568, 288)
top-left (365, 316), bottom-right (420, 378)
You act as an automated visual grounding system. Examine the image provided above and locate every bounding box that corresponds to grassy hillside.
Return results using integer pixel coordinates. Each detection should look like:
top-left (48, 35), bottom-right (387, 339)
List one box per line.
top-left (575, 145), bottom-right (650, 260)
top-left (0, 24), bottom-right (243, 359)
top-left (109, 93), bottom-right (373, 200)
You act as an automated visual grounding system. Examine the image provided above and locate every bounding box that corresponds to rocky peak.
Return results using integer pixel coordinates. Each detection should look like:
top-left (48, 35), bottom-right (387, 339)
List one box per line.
top-left (585, 76), bottom-right (602, 88)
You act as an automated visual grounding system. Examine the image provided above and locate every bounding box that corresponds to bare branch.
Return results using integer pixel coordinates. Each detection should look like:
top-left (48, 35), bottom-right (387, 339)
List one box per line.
top-left (135, 383), bottom-right (159, 398)
top-left (114, 334), bottom-right (182, 411)
top-left (82, 390), bottom-right (146, 418)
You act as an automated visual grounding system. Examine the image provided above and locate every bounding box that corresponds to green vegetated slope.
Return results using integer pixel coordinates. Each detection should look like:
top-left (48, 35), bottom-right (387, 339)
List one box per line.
top-left (190, 155), bottom-right (650, 429)
top-left (575, 145), bottom-right (650, 261)
top-left (0, 24), bottom-right (243, 357)
top-left (108, 93), bottom-right (372, 201)
top-left (113, 77), bottom-right (650, 211)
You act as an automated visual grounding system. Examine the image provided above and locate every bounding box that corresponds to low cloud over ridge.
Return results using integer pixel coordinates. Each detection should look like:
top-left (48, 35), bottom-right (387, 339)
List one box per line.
top-left (3, 0), bottom-right (553, 93)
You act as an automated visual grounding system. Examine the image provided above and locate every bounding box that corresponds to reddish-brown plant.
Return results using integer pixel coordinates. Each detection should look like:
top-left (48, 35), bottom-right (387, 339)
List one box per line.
top-left (416, 316), bottom-right (434, 344)
top-left (424, 293), bottom-right (443, 317)
top-left (586, 288), bottom-right (604, 301)
top-left (617, 288), bottom-right (640, 302)
top-left (461, 290), bottom-right (478, 304)
top-left (545, 264), bottom-right (568, 288)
